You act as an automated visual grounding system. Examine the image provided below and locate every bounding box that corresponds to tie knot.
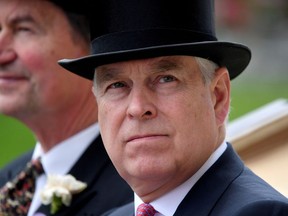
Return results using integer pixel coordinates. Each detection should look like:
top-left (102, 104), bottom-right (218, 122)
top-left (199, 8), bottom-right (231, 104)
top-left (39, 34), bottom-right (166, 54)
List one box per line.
top-left (136, 203), bottom-right (156, 216)
top-left (21, 158), bottom-right (44, 179)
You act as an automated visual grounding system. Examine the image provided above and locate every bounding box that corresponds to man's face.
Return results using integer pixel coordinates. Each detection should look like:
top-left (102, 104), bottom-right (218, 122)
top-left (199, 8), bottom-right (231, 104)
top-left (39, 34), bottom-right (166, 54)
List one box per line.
top-left (0, 0), bottom-right (90, 120)
top-left (94, 56), bottom-right (230, 199)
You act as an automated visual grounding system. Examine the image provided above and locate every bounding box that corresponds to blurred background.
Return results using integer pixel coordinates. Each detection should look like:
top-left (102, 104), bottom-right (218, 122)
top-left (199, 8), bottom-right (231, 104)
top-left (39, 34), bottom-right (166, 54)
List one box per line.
top-left (217, 0), bottom-right (288, 196)
top-left (215, 0), bottom-right (288, 117)
top-left (1, 0), bottom-right (288, 173)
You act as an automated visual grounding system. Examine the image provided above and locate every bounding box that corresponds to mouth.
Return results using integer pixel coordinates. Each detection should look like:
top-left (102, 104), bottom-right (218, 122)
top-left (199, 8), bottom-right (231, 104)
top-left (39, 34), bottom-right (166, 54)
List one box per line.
top-left (126, 134), bottom-right (167, 143)
top-left (0, 74), bottom-right (28, 83)
top-left (0, 74), bottom-right (29, 91)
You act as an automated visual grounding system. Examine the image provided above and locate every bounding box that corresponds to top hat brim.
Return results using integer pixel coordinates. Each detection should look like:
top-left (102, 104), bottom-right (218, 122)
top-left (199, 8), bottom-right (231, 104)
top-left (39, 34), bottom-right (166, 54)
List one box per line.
top-left (59, 41), bottom-right (251, 80)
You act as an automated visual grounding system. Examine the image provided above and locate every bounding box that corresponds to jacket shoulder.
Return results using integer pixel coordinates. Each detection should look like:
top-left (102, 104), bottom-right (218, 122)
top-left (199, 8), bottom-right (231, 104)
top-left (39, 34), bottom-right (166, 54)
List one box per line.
top-left (0, 150), bottom-right (32, 186)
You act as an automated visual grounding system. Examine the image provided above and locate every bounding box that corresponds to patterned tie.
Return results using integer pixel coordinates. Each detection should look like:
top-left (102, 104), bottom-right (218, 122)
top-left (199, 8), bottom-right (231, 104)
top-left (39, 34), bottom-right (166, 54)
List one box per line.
top-left (0, 158), bottom-right (44, 216)
top-left (136, 203), bottom-right (156, 216)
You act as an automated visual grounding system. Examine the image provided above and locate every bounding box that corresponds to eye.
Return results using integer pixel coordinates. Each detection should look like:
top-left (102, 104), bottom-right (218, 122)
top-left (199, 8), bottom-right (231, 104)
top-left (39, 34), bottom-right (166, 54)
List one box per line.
top-left (159, 75), bottom-right (177, 83)
top-left (15, 26), bottom-right (33, 33)
top-left (13, 21), bottom-right (36, 35)
top-left (101, 81), bottom-right (130, 98)
top-left (109, 82), bottom-right (126, 89)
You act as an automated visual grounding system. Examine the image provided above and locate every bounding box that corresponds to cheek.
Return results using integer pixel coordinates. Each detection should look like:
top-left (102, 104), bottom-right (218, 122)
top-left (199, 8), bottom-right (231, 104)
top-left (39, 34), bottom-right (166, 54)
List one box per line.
top-left (19, 43), bottom-right (63, 78)
top-left (98, 101), bottom-right (125, 167)
top-left (18, 45), bottom-right (48, 70)
top-left (178, 92), bottom-right (214, 136)
top-left (98, 100), bottom-right (121, 144)
top-left (22, 47), bottom-right (68, 83)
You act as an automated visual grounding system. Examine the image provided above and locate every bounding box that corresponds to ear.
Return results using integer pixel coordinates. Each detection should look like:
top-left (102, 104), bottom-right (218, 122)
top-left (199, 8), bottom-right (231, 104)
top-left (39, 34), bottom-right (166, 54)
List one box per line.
top-left (91, 86), bottom-right (96, 97)
top-left (210, 67), bottom-right (230, 126)
top-left (91, 86), bottom-right (99, 103)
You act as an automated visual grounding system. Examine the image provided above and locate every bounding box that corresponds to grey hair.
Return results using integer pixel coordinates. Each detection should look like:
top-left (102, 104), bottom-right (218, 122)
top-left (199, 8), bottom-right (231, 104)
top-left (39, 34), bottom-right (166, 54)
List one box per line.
top-left (195, 57), bottom-right (230, 121)
top-left (195, 57), bottom-right (219, 83)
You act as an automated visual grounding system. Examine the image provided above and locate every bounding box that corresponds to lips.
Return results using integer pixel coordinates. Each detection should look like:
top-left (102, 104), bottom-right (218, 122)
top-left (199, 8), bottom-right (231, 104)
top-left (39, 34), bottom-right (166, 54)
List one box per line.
top-left (126, 134), bottom-right (167, 143)
top-left (0, 73), bottom-right (28, 82)
top-left (0, 73), bottom-right (29, 91)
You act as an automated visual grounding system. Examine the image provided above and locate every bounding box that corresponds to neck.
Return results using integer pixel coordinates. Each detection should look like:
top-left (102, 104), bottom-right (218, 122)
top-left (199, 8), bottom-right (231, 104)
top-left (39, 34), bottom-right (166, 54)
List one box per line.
top-left (21, 95), bottom-right (98, 152)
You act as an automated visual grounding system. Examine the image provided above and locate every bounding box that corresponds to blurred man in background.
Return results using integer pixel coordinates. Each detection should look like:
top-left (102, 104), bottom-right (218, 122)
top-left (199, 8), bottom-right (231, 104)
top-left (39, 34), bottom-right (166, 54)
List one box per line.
top-left (0, 0), bottom-right (132, 215)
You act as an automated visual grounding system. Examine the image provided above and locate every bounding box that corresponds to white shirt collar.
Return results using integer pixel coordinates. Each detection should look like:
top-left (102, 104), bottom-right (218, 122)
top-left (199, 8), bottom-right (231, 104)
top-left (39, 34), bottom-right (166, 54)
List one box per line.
top-left (135, 141), bottom-right (227, 216)
top-left (28, 123), bottom-right (99, 216)
top-left (32, 123), bottom-right (99, 175)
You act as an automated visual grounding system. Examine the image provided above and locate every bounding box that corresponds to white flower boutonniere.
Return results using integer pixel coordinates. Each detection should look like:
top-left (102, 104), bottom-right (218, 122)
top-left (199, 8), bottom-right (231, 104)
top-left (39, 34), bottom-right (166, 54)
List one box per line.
top-left (40, 174), bottom-right (87, 214)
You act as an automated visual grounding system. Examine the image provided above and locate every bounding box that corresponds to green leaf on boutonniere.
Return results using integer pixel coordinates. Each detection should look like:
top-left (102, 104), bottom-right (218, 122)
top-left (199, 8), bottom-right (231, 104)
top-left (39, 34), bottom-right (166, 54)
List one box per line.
top-left (40, 174), bottom-right (87, 214)
top-left (51, 194), bottom-right (63, 214)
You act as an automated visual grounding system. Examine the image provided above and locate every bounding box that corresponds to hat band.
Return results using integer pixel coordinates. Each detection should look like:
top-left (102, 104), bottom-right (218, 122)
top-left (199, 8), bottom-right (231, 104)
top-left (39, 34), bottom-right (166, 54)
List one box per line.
top-left (91, 29), bottom-right (217, 54)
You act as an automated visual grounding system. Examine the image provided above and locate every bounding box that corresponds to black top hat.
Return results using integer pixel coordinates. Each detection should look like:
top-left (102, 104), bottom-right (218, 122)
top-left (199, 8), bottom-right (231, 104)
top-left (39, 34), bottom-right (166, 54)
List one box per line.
top-left (59, 0), bottom-right (251, 80)
top-left (50, 0), bottom-right (90, 14)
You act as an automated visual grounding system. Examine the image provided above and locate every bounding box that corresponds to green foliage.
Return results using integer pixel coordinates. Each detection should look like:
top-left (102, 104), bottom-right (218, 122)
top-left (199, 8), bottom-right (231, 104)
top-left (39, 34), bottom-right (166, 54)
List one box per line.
top-left (229, 80), bottom-right (288, 120)
top-left (0, 115), bottom-right (35, 168)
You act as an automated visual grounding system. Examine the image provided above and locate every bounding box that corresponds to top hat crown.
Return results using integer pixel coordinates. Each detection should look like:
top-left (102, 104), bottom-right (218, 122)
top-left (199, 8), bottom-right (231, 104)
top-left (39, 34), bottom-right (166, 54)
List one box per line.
top-left (50, 0), bottom-right (90, 14)
top-left (59, 0), bottom-right (251, 80)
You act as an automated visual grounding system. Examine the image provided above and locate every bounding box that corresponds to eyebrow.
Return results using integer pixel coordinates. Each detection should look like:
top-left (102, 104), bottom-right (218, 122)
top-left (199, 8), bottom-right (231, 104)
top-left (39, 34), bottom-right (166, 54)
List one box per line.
top-left (149, 58), bottom-right (183, 72)
top-left (9, 13), bottom-right (36, 26)
top-left (95, 66), bottom-right (121, 85)
top-left (95, 57), bottom-right (184, 84)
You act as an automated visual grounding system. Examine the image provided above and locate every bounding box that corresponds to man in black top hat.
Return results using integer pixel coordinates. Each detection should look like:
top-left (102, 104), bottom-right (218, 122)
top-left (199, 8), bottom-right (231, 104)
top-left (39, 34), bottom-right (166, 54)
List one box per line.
top-left (0, 0), bottom-right (133, 216)
top-left (60, 0), bottom-right (288, 215)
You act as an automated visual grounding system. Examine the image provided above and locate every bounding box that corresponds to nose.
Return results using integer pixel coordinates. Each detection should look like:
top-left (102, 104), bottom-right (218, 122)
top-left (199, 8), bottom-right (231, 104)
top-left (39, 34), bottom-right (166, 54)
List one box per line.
top-left (126, 87), bottom-right (157, 120)
top-left (0, 31), bottom-right (16, 65)
top-left (0, 50), bottom-right (16, 65)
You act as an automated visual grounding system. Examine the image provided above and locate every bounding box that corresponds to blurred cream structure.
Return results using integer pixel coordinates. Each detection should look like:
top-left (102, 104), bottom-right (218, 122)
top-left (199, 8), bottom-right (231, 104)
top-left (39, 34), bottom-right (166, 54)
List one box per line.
top-left (227, 99), bottom-right (288, 196)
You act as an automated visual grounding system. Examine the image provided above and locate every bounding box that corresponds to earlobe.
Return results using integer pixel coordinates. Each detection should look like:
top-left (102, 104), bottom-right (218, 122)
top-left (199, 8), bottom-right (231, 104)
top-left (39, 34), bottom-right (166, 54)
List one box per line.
top-left (211, 67), bottom-right (230, 125)
top-left (91, 86), bottom-right (97, 97)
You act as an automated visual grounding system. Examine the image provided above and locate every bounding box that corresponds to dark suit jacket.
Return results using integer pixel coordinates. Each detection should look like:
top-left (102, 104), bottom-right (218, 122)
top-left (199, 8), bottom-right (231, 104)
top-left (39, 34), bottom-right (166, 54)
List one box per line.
top-left (102, 143), bottom-right (288, 216)
top-left (0, 135), bottom-right (133, 216)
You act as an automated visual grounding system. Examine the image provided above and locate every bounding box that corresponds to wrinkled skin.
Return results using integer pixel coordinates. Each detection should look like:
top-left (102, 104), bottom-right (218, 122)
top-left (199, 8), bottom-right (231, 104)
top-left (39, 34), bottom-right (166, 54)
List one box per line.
top-left (93, 56), bottom-right (230, 202)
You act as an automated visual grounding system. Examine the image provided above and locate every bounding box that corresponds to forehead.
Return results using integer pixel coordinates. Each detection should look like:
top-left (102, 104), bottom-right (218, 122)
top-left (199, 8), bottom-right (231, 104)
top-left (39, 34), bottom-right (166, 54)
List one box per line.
top-left (0, 0), bottom-right (60, 24)
top-left (96, 56), bottom-right (198, 74)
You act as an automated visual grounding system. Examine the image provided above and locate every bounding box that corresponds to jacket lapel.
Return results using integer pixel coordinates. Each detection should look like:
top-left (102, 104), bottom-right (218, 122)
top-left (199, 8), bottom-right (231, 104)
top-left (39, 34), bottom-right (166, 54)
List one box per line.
top-left (174, 143), bottom-right (244, 216)
top-left (105, 202), bottom-right (134, 216)
top-left (36, 135), bottom-right (109, 216)
top-left (0, 151), bottom-right (32, 186)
